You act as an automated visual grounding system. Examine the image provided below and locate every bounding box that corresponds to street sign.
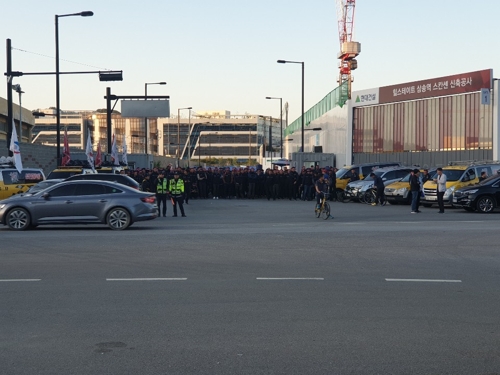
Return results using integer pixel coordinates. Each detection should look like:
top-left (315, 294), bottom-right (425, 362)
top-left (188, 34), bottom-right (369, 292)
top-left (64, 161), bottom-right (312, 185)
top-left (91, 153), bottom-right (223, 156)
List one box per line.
top-left (481, 88), bottom-right (491, 105)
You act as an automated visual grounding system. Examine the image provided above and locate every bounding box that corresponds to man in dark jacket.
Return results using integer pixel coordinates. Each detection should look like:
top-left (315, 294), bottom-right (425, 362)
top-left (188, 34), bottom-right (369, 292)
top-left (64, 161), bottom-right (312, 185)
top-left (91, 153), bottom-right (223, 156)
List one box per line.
top-left (409, 169), bottom-right (421, 214)
top-left (370, 172), bottom-right (386, 206)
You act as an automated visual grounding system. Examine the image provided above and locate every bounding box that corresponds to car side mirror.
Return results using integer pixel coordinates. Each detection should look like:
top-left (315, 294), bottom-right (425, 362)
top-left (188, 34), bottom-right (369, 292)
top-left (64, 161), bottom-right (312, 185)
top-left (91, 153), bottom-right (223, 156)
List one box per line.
top-left (42, 192), bottom-right (50, 200)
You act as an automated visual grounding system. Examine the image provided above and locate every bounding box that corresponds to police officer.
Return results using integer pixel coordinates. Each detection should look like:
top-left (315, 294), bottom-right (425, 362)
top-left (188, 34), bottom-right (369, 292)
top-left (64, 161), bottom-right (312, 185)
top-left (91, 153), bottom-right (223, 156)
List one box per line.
top-left (156, 172), bottom-right (168, 217)
top-left (169, 171), bottom-right (186, 217)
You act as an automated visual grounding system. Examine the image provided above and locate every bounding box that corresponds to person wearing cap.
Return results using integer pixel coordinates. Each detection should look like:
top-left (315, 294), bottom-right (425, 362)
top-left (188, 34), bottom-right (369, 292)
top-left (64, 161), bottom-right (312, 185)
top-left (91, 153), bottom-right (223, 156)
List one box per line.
top-left (155, 172), bottom-right (169, 217)
top-left (169, 171), bottom-right (186, 217)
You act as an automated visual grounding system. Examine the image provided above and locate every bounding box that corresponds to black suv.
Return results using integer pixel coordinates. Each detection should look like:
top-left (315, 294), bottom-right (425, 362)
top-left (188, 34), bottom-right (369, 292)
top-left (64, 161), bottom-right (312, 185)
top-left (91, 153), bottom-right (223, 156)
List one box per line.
top-left (65, 173), bottom-right (141, 190)
top-left (452, 174), bottom-right (500, 213)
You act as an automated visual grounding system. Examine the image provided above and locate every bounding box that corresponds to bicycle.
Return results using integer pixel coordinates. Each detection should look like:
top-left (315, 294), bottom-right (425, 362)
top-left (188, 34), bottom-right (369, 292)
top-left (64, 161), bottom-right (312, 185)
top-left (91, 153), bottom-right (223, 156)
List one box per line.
top-left (359, 189), bottom-right (377, 205)
top-left (315, 193), bottom-right (332, 220)
top-left (337, 189), bottom-right (358, 203)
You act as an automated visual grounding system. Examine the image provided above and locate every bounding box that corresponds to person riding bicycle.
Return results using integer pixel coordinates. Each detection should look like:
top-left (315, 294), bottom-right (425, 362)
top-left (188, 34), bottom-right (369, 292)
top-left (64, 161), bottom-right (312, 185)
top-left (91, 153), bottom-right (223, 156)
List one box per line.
top-left (315, 174), bottom-right (330, 210)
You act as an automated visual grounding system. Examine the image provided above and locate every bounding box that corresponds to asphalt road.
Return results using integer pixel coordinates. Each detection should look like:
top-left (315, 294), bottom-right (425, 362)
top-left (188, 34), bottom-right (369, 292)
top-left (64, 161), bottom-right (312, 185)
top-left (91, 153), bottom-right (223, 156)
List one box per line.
top-left (1, 198), bottom-right (500, 375)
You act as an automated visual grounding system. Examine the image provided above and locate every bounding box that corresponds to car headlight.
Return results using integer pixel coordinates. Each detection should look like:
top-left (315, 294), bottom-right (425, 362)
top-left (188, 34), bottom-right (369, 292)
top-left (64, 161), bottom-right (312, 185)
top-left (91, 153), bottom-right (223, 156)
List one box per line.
top-left (445, 186), bottom-right (456, 195)
top-left (0, 204), bottom-right (5, 209)
top-left (395, 188), bottom-right (407, 195)
top-left (463, 189), bottom-right (478, 195)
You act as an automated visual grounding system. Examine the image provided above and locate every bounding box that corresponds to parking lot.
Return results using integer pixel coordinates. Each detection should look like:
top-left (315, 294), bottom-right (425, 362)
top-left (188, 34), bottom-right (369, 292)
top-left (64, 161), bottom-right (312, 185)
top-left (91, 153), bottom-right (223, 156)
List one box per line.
top-left (2, 199), bottom-right (500, 374)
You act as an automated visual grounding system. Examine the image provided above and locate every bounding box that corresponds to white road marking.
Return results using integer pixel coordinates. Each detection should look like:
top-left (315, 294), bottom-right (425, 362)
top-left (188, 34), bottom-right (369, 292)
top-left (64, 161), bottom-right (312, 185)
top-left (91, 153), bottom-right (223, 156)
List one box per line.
top-left (0, 279), bottom-right (41, 282)
top-left (256, 278), bottom-right (324, 280)
top-left (106, 278), bottom-right (187, 281)
top-left (385, 278), bottom-right (462, 283)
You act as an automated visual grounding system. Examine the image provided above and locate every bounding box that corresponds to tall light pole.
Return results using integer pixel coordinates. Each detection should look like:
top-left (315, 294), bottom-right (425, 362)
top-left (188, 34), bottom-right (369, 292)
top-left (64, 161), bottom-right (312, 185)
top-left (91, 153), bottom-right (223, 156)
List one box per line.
top-left (12, 84), bottom-right (24, 143)
top-left (144, 82), bottom-right (166, 154)
top-left (277, 60), bottom-right (304, 153)
top-left (55, 10), bottom-right (93, 165)
top-left (177, 106), bottom-right (192, 167)
top-left (266, 96), bottom-right (283, 158)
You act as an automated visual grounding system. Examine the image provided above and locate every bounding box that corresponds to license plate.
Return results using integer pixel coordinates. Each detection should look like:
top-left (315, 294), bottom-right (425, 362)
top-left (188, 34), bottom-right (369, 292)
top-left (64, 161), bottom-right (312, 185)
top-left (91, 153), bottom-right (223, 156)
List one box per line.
top-left (453, 197), bottom-right (457, 203)
top-left (426, 196), bottom-right (437, 201)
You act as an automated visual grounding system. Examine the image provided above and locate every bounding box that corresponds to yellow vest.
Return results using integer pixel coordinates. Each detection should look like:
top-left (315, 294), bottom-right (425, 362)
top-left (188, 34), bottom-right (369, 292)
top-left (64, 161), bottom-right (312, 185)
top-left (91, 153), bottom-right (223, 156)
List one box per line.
top-left (157, 179), bottom-right (167, 194)
top-left (169, 178), bottom-right (184, 195)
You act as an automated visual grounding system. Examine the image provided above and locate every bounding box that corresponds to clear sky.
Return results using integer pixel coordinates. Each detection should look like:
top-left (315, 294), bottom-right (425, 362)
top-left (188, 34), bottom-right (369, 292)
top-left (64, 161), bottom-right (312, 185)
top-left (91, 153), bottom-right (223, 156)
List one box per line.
top-left (2, 0), bottom-right (499, 122)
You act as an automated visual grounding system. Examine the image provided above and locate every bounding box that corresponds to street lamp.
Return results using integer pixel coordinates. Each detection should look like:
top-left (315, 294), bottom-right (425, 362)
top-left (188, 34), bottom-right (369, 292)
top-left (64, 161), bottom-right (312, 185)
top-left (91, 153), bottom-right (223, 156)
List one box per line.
top-left (145, 82), bottom-right (166, 154)
top-left (177, 107), bottom-right (192, 167)
top-left (12, 84), bottom-right (24, 143)
top-left (55, 10), bottom-right (93, 165)
top-left (266, 96), bottom-right (283, 158)
top-left (277, 59), bottom-right (304, 152)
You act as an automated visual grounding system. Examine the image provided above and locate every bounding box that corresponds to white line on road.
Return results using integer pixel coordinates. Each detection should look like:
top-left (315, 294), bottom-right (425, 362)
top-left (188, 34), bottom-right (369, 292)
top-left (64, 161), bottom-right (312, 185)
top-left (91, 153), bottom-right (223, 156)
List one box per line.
top-left (385, 278), bottom-right (462, 283)
top-left (0, 279), bottom-right (41, 282)
top-left (106, 278), bottom-right (187, 281)
top-left (256, 278), bottom-right (324, 280)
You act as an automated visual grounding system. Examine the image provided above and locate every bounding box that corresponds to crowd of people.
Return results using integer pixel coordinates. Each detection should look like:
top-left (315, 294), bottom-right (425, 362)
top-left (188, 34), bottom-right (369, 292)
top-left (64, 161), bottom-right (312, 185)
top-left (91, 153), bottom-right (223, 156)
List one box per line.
top-left (124, 165), bottom-right (339, 203)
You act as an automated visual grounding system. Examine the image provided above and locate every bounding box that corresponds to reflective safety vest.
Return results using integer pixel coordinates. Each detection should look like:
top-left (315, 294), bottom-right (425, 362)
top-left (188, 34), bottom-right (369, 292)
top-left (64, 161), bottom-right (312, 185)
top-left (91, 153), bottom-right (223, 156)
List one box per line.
top-left (169, 178), bottom-right (184, 195)
top-left (157, 179), bottom-right (168, 194)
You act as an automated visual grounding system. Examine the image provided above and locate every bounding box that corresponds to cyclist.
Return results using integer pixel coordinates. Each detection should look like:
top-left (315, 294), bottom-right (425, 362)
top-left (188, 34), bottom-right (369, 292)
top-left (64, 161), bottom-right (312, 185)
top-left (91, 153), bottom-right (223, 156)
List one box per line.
top-left (315, 174), bottom-right (330, 210)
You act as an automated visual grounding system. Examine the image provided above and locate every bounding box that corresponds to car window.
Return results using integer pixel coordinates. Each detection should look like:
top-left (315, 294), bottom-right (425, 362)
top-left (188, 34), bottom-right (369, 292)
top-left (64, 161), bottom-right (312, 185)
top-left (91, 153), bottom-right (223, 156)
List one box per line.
top-left (104, 185), bottom-right (124, 194)
top-left (49, 184), bottom-right (77, 197)
top-left (361, 166), bottom-right (374, 176)
top-left (382, 171), bottom-right (397, 180)
top-left (443, 170), bottom-right (464, 182)
top-left (75, 183), bottom-right (107, 196)
top-left (396, 170), bottom-right (410, 179)
top-left (465, 169), bottom-right (476, 181)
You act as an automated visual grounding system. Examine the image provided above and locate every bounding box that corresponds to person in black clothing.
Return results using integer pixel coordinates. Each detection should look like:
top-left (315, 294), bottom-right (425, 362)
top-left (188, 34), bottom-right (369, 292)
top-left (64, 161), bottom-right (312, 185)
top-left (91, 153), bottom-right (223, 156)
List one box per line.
top-left (409, 169), bottom-right (421, 213)
top-left (155, 172), bottom-right (169, 217)
top-left (315, 174), bottom-right (330, 210)
top-left (197, 168), bottom-right (208, 199)
top-left (349, 168), bottom-right (359, 182)
top-left (421, 168), bottom-right (432, 184)
top-left (301, 169), bottom-right (314, 201)
top-left (248, 168), bottom-right (257, 199)
top-left (182, 169), bottom-right (191, 204)
top-left (212, 169), bottom-right (222, 199)
top-left (256, 169), bottom-right (265, 198)
top-left (370, 172), bottom-right (386, 206)
top-left (141, 174), bottom-right (153, 193)
top-left (329, 168), bottom-right (337, 201)
top-left (265, 169), bottom-right (275, 200)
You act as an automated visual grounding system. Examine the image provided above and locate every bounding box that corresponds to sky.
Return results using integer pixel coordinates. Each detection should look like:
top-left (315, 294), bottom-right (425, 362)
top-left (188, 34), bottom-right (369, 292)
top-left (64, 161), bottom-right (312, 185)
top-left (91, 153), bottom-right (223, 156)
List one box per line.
top-left (2, 0), bottom-right (500, 122)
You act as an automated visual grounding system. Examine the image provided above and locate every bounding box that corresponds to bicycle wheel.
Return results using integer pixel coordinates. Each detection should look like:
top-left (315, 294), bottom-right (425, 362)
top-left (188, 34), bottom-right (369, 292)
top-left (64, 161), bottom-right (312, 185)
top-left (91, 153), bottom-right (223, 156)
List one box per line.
top-left (363, 190), bottom-right (377, 205)
top-left (322, 202), bottom-right (331, 220)
top-left (341, 191), bottom-right (352, 203)
top-left (358, 191), bottom-right (366, 204)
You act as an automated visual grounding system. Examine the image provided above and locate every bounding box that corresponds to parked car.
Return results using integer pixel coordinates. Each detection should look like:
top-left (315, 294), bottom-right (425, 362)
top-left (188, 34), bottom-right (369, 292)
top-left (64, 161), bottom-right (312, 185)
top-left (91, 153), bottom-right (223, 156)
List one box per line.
top-left (345, 166), bottom-right (413, 199)
top-left (422, 162), bottom-right (500, 207)
top-left (452, 174), bottom-right (500, 213)
top-left (0, 180), bottom-right (158, 231)
top-left (65, 173), bottom-right (141, 190)
top-left (384, 168), bottom-right (437, 205)
top-left (335, 161), bottom-right (402, 192)
top-left (0, 164), bottom-right (45, 200)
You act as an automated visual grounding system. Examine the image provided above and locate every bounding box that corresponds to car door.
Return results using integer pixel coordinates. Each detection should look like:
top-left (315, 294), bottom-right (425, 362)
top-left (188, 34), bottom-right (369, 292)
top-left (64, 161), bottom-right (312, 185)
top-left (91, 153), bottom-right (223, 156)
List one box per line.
top-left (72, 183), bottom-right (109, 220)
top-left (33, 184), bottom-right (78, 222)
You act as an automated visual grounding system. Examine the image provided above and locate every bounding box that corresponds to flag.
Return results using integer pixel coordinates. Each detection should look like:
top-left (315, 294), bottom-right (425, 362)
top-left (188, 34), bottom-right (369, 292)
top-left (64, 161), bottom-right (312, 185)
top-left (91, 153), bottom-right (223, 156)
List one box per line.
top-left (95, 142), bottom-right (102, 167)
top-left (9, 120), bottom-right (23, 173)
top-left (111, 134), bottom-right (119, 166)
top-left (86, 132), bottom-right (94, 168)
top-left (121, 135), bottom-right (128, 166)
top-left (62, 127), bottom-right (71, 166)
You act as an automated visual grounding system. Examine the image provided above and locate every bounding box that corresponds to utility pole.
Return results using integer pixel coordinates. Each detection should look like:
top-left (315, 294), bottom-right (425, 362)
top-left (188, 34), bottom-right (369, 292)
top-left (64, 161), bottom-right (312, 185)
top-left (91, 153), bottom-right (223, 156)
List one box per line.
top-left (6, 39), bottom-right (13, 156)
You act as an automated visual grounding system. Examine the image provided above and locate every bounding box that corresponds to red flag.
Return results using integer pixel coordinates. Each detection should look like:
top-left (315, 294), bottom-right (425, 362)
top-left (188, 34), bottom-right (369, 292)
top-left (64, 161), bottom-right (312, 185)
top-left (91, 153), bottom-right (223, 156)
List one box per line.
top-left (95, 142), bottom-right (102, 167)
top-left (62, 128), bottom-right (71, 166)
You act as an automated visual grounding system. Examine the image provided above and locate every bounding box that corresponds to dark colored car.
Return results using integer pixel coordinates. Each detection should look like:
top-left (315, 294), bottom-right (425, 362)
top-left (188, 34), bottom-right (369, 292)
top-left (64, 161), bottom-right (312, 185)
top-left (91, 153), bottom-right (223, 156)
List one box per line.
top-left (452, 174), bottom-right (500, 213)
top-left (65, 173), bottom-right (141, 190)
top-left (0, 180), bottom-right (157, 230)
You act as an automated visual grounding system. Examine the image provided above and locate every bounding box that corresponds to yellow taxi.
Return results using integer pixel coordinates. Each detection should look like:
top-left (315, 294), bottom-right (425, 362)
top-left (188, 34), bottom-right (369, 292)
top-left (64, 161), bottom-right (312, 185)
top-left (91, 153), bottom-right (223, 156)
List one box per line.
top-left (0, 162), bottom-right (45, 200)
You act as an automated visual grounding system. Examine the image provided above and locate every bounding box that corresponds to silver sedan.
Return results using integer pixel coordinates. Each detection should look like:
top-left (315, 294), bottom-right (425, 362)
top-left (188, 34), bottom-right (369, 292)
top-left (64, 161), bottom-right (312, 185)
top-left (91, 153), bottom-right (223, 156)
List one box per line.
top-left (0, 180), bottom-right (158, 230)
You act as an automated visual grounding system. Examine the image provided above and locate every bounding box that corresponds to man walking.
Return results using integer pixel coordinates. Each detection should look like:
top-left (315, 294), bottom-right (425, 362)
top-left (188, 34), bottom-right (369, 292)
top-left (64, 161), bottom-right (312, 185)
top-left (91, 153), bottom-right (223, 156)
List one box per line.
top-left (434, 167), bottom-right (447, 214)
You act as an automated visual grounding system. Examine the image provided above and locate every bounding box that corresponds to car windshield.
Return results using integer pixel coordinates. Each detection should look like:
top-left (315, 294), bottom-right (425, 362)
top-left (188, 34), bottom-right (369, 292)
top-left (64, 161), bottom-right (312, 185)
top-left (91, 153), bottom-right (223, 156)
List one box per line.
top-left (362, 171), bottom-right (384, 181)
top-left (400, 172), bottom-right (412, 182)
top-left (443, 169), bottom-right (465, 182)
top-left (336, 168), bottom-right (350, 179)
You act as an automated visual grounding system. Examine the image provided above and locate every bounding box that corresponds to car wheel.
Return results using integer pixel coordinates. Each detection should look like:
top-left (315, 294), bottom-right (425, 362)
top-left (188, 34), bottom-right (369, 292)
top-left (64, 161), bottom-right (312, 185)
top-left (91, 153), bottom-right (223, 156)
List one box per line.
top-left (107, 207), bottom-right (131, 230)
top-left (476, 196), bottom-right (495, 213)
top-left (7, 207), bottom-right (31, 231)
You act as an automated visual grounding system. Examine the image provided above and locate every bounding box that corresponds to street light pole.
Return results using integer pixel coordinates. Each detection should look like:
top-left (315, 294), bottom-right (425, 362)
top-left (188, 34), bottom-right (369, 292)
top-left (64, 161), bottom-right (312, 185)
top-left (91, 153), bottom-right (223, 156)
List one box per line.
top-left (266, 96), bottom-right (283, 158)
top-left (55, 11), bottom-right (93, 165)
top-left (277, 60), bottom-right (304, 152)
top-left (144, 82), bottom-right (166, 154)
top-left (177, 106), bottom-right (192, 167)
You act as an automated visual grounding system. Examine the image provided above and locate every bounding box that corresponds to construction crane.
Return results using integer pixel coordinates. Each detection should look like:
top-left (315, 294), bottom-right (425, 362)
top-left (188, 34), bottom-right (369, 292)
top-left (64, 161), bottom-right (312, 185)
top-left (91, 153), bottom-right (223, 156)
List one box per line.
top-left (336, 0), bottom-right (360, 99)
